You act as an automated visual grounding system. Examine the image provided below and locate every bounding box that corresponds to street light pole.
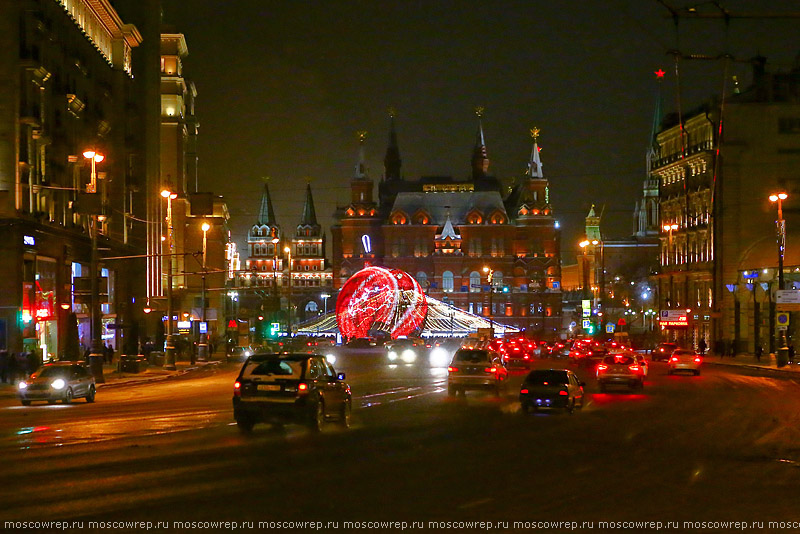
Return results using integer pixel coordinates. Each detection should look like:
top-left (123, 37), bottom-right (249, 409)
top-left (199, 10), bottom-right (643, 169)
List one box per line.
top-left (483, 266), bottom-right (494, 331)
top-left (770, 192), bottom-right (789, 365)
top-left (198, 221), bottom-right (210, 361)
top-left (321, 293), bottom-right (330, 316)
top-left (83, 150), bottom-right (105, 382)
top-left (285, 246), bottom-right (293, 337)
top-left (162, 189), bottom-right (178, 370)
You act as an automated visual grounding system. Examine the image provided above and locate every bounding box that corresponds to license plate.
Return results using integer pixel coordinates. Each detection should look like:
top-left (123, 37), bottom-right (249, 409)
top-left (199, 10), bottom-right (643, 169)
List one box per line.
top-left (257, 384), bottom-right (281, 392)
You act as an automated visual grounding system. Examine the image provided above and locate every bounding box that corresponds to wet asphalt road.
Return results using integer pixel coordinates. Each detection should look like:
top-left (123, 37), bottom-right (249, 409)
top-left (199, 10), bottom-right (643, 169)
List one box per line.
top-left (2, 351), bottom-right (800, 532)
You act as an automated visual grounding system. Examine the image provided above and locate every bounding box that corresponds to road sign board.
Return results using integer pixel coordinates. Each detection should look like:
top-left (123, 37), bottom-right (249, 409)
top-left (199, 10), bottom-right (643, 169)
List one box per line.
top-left (582, 319), bottom-right (591, 329)
top-left (777, 290), bottom-right (800, 304)
top-left (606, 323), bottom-right (615, 333)
top-left (777, 303), bottom-right (800, 311)
top-left (659, 310), bottom-right (689, 327)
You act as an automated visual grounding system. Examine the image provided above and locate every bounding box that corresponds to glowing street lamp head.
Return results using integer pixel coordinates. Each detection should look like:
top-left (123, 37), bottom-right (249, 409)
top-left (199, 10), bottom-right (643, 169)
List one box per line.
top-left (663, 225), bottom-right (671, 232)
top-left (770, 192), bottom-right (788, 202)
top-left (591, 240), bottom-right (599, 245)
top-left (161, 189), bottom-right (171, 198)
top-left (82, 150), bottom-right (104, 162)
top-left (579, 240), bottom-right (590, 248)
top-left (201, 222), bottom-right (210, 232)
top-left (271, 237), bottom-right (280, 245)
top-left (284, 246), bottom-right (290, 254)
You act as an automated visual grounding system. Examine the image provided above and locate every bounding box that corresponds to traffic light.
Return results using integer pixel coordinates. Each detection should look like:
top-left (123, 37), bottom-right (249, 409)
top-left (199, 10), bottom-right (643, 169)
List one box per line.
top-left (502, 286), bottom-right (509, 293)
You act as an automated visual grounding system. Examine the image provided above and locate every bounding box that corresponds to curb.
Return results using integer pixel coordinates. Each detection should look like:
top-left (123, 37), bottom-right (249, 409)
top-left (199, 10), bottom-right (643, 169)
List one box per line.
top-left (98, 360), bottom-right (221, 389)
top-left (704, 360), bottom-right (800, 375)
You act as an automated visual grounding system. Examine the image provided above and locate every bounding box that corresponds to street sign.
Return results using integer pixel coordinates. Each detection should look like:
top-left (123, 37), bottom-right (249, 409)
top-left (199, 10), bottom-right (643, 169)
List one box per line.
top-left (582, 319), bottom-right (591, 329)
top-left (777, 290), bottom-right (800, 311)
top-left (777, 312), bottom-right (790, 331)
top-left (659, 310), bottom-right (689, 327)
top-left (606, 323), bottom-right (615, 333)
top-left (199, 322), bottom-right (208, 334)
top-left (582, 300), bottom-right (591, 318)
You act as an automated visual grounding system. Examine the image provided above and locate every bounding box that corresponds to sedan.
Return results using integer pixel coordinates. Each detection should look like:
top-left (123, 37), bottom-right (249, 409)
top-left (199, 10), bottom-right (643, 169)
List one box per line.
top-left (519, 369), bottom-right (585, 414)
top-left (447, 349), bottom-right (509, 397)
top-left (233, 353), bottom-right (351, 432)
top-left (668, 349), bottom-right (702, 375)
top-left (18, 362), bottom-right (96, 405)
top-left (596, 353), bottom-right (644, 392)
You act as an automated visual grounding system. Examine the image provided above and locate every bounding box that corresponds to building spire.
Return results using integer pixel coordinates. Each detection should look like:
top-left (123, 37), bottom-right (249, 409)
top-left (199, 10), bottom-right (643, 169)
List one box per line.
top-left (300, 182), bottom-right (318, 226)
top-left (647, 69), bottom-right (665, 172)
top-left (257, 180), bottom-right (276, 226)
top-left (526, 127), bottom-right (544, 178)
top-left (384, 108), bottom-right (402, 181)
top-left (354, 130), bottom-right (368, 180)
top-left (471, 106), bottom-right (490, 180)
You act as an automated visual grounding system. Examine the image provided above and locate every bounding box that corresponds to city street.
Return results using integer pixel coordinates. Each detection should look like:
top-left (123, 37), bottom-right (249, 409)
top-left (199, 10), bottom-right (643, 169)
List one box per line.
top-left (3, 350), bottom-right (800, 528)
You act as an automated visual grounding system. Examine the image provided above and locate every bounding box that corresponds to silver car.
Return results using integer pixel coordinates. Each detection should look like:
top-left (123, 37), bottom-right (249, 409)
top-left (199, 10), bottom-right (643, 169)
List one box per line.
top-left (596, 353), bottom-right (644, 392)
top-left (17, 362), bottom-right (96, 405)
top-left (447, 349), bottom-right (509, 396)
top-left (668, 349), bottom-right (702, 375)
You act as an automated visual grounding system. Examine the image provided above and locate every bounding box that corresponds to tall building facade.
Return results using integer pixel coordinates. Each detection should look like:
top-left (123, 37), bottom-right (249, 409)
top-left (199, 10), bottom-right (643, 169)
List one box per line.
top-left (331, 117), bottom-right (563, 336)
top-left (0, 0), bottom-right (148, 358)
top-left (654, 58), bottom-right (800, 353)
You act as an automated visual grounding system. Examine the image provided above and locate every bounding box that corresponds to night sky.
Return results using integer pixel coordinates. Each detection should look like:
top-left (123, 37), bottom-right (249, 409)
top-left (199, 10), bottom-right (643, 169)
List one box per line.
top-left (161, 1), bottom-right (799, 261)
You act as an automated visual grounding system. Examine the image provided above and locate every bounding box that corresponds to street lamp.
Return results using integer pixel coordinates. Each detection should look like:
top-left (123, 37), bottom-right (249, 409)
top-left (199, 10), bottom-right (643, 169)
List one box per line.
top-left (663, 223), bottom-right (678, 266)
top-left (161, 189), bottom-right (178, 370)
top-left (198, 221), bottom-right (211, 361)
top-left (770, 192), bottom-right (789, 365)
top-left (483, 266), bottom-right (494, 330)
top-left (84, 150), bottom-right (105, 382)
top-left (321, 293), bottom-right (331, 316)
top-left (285, 246), bottom-right (292, 337)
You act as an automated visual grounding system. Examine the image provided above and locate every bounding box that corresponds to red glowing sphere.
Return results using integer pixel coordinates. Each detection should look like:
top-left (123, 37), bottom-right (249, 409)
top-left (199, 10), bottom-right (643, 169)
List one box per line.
top-left (336, 266), bottom-right (427, 340)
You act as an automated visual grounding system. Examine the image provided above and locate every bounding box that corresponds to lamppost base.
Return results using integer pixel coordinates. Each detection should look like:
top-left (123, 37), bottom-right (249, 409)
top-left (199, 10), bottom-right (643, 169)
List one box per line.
top-left (88, 353), bottom-right (105, 383)
top-left (777, 346), bottom-right (790, 367)
top-left (197, 341), bottom-right (209, 362)
top-left (163, 335), bottom-right (177, 370)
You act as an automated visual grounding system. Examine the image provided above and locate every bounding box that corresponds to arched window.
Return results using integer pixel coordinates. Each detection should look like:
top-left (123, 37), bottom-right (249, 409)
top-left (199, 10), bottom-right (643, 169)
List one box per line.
top-left (416, 272), bottom-right (428, 288)
top-left (305, 301), bottom-right (319, 314)
top-left (442, 271), bottom-right (454, 293)
top-left (469, 271), bottom-right (481, 292)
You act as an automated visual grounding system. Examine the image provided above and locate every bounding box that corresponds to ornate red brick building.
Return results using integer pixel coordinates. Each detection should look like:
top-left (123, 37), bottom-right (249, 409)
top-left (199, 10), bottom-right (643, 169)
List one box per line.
top-left (331, 117), bottom-right (562, 336)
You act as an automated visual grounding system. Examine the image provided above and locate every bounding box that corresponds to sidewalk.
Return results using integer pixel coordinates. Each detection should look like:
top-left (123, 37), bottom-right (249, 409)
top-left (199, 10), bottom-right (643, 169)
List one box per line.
top-left (0, 354), bottom-right (223, 400)
top-left (702, 352), bottom-right (800, 374)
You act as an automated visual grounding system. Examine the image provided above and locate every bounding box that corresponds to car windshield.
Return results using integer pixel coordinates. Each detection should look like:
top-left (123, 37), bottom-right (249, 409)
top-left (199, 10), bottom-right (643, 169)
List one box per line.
top-left (36, 366), bottom-right (71, 378)
top-left (603, 355), bottom-right (635, 365)
top-left (453, 350), bottom-right (491, 363)
top-left (242, 356), bottom-right (304, 379)
top-left (525, 370), bottom-right (568, 385)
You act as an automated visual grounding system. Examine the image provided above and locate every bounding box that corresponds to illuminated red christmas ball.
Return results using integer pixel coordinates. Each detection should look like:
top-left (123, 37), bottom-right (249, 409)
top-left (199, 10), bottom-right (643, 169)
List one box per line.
top-left (336, 266), bottom-right (427, 340)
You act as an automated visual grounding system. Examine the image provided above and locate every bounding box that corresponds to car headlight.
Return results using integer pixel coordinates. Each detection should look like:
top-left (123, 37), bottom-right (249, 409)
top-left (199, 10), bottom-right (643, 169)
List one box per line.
top-left (387, 351), bottom-right (398, 361)
top-left (326, 353), bottom-right (336, 365)
top-left (244, 351), bottom-right (251, 357)
top-left (401, 349), bottom-right (417, 363)
top-left (429, 348), bottom-right (450, 368)
top-left (51, 378), bottom-right (66, 390)
top-left (18, 381), bottom-right (28, 390)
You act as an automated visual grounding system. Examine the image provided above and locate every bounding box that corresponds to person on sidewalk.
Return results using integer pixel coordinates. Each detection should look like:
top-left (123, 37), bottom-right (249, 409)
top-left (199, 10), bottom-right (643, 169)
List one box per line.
top-left (789, 344), bottom-right (795, 364)
top-left (699, 338), bottom-right (706, 356)
top-left (755, 344), bottom-right (763, 362)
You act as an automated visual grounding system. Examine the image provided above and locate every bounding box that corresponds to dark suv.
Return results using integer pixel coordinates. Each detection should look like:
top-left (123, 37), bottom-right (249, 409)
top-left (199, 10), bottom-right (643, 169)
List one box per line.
top-left (233, 353), bottom-right (351, 432)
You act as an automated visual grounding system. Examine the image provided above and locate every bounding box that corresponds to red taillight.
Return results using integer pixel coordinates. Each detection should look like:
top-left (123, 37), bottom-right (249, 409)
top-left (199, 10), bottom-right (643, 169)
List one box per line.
top-left (520, 388), bottom-right (529, 394)
top-left (485, 367), bottom-right (497, 373)
top-left (670, 356), bottom-right (678, 362)
top-left (307, 342), bottom-right (312, 346)
top-left (298, 383), bottom-right (309, 394)
top-left (629, 365), bottom-right (640, 372)
top-left (524, 355), bottom-right (529, 360)
top-left (597, 364), bottom-right (608, 371)
top-left (233, 381), bottom-right (241, 397)
top-left (694, 357), bottom-right (702, 363)
top-left (447, 366), bottom-right (459, 372)
top-left (558, 390), bottom-right (568, 396)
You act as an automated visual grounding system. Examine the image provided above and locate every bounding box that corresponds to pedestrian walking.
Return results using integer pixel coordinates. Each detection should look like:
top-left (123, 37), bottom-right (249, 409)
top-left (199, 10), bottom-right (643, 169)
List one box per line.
top-left (0, 350), bottom-right (8, 383)
top-left (7, 353), bottom-right (18, 383)
top-left (789, 344), bottom-right (795, 364)
top-left (698, 338), bottom-right (707, 356)
top-left (104, 342), bottom-right (114, 364)
top-left (755, 344), bottom-right (763, 362)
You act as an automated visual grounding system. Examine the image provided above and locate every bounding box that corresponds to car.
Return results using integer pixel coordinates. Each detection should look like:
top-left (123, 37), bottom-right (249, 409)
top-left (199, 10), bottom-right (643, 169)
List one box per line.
top-left (596, 353), bottom-right (644, 392)
top-left (386, 337), bottom-right (427, 364)
top-left (447, 348), bottom-right (509, 397)
top-left (653, 342), bottom-right (679, 362)
top-left (232, 353), bottom-right (351, 432)
top-left (668, 349), bottom-right (702, 375)
top-left (227, 346), bottom-right (253, 362)
top-left (519, 368), bottom-right (585, 414)
top-left (501, 340), bottom-right (534, 369)
top-left (347, 337), bottom-right (378, 348)
top-left (17, 362), bottom-right (96, 405)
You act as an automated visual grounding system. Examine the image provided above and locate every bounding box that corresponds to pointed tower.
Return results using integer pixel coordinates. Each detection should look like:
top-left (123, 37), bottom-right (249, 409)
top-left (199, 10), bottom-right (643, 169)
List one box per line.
top-left (383, 109), bottom-right (402, 182)
top-left (471, 107), bottom-right (490, 181)
top-left (246, 181), bottom-right (282, 279)
top-left (350, 131), bottom-right (374, 204)
top-left (585, 204), bottom-right (601, 243)
top-left (297, 183), bottom-right (321, 237)
top-left (434, 213), bottom-right (463, 255)
top-left (508, 127), bottom-right (552, 220)
top-left (635, 70), bottom-right (663, 238)
top-left (290, 182), bottom-right (329, 292)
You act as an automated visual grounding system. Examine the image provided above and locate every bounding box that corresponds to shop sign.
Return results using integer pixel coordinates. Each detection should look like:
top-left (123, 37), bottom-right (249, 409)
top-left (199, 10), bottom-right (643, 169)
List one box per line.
top-left (23, 235), bottom-right (35, 246)
top-left (177, 321), bottom-right (191, 333)
top-left (659, 310), bottom-right (689, 327)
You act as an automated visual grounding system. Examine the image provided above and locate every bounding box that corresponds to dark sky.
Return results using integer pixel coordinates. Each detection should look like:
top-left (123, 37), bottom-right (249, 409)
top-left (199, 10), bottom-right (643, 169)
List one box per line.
top-left (161, 0), bottom-right (799, 262)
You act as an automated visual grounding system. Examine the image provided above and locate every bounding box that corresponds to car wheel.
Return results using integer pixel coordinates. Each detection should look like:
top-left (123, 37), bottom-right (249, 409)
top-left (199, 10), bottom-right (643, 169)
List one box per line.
top-left (310, 399), bottom-right (325, 433)
top-left (567, 399), bottom-right (575, 415)
top-left (236, 417), bottom-right (255, 433)
top-left (21, 400), bottom-right (31, 406)
top-left (667, 369), bottom-right (673, 375)
top-left (86, 385), bottom-right (96, 403)
top-left (339, 399), bottom-right (352, 429)
top-left (521, 402), bottom-right (530, 414)
top-left (447, 384), bottom-right (456, 397)
top-left (47, 399), bottom-right (57, 405)
top-left (599, 383), bottom-right (607, 393)
top-left (63, 388), bottom-right (73, 404)
top-left (695, 370), bottom-right (701, 376)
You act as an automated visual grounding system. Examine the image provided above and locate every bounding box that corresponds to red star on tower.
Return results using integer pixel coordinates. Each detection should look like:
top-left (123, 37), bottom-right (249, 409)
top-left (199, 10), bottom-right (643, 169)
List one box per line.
top-left (655, 69), bottom-right (665, 79)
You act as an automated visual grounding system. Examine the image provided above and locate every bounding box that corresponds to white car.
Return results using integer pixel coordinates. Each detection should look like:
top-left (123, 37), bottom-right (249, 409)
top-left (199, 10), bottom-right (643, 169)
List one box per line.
top-left (668, 349), bottom-right (702, 375)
